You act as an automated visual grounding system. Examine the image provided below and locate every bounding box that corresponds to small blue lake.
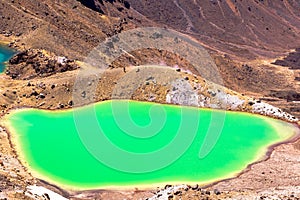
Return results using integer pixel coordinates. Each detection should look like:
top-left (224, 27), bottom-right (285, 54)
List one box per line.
top-left (0, 44), bottom-right (15, 73)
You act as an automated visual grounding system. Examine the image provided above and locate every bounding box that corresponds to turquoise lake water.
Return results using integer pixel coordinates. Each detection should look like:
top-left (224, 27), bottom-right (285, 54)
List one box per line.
top-left (0, 44), bottom-right (15, 73)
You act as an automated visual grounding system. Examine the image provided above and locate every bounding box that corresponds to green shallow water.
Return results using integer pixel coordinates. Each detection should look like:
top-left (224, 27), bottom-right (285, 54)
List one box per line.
top-left (0, 45), bottom-right (15, 73)
top-left (5, 100), bottom-right (297, 189)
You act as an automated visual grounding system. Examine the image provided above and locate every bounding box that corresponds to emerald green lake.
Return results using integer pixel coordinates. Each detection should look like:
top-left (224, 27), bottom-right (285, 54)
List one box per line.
top-left (0, 45), bottom-right (15, 73)
top-left (5, 100), bottom-right (297, 190)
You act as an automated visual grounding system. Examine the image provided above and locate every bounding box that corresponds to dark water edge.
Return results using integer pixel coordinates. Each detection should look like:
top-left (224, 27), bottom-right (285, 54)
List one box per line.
top-left (0, 44), bottom-right (16, 73)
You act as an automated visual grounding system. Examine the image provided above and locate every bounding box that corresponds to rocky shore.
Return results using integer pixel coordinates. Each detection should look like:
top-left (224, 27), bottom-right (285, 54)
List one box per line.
top-left (6, 49), bottom-right (78, 80)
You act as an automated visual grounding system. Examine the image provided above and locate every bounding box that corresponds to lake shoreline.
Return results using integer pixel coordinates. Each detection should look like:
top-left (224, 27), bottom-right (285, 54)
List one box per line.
top-left (1, 100), bottom-right (299, 192)
top-left (2, 98), bottom-right (299, 124)
top-left (203, 125), bottom-right (300, 189)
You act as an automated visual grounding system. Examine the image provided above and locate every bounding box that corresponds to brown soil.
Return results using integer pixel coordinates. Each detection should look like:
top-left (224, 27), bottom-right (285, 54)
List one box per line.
top-left (127, 0), bottom-right (300, 60)
top-left (273, 48), bottom-right (300, 70)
